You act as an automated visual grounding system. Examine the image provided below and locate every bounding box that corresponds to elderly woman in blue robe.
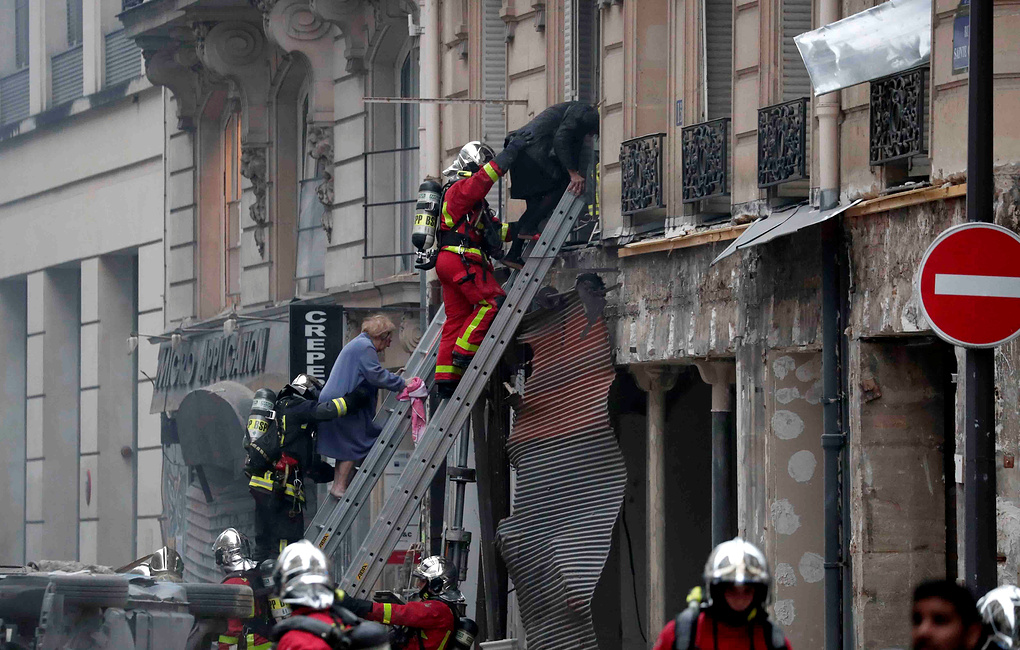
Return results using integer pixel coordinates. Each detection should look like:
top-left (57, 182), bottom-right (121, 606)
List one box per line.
top-left (318, 314), bottom-right (406, 497)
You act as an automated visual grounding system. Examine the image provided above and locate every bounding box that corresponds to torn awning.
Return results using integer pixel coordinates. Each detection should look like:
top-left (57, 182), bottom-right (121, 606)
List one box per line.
top-left (794, 0), bottom-right (931, 95)
top-left (712, 199), bottom-right (861, 265)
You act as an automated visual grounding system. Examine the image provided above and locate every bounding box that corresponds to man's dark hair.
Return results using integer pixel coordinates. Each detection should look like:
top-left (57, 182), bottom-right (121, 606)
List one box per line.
top-left (914, 579), bottom-right (981, 627)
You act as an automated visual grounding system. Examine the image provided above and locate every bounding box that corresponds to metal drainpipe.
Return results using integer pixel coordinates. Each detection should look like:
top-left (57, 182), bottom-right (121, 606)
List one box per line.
top-left (817, 0), bottom-right (844, 640)
top-left (821, 219), bottom-right (845, 650)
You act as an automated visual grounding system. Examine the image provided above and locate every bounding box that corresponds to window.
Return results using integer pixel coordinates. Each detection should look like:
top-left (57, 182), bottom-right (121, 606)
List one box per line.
top-left (224, 113), bottom-right (241, 306)
top-left (15, 0), bottom-right (29, 69)
top-left (67, 0), bottom-right (83, 47)
top-left (296, 95), bottom-right (327, 293)
top-left (398, 49), bottom-right (420, 273)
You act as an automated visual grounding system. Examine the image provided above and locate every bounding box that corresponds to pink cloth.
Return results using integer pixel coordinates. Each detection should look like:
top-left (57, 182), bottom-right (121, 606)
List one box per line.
top-left (397, 377), bottom-right (429, 444)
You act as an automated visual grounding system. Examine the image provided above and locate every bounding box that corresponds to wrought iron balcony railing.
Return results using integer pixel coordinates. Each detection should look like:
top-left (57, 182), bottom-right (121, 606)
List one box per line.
top-left (870, 66), bottom-right (928, 166)
top-left (758, 98), bottom-right (808, 188)
top-left (620, 133), bottom-right (665, 216)
top-left (682, 118), bottom-right (729, 203)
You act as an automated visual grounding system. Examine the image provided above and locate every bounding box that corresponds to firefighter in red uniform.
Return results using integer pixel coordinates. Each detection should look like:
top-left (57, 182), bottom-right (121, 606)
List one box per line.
top-left (336, 555), bottom-right (472, 650)
top-left (212, 528), bottom-right (275, 650)
top-left (270, 540), bottom-right (390, 650)
top-left (653, 538), bottom-right (792, 650)
top-left (432, 138), bottom-right (530, 399)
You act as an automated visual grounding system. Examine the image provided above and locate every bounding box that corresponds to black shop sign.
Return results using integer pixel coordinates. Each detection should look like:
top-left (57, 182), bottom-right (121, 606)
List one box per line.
top-left (289, 305), bottom-right (344, 381)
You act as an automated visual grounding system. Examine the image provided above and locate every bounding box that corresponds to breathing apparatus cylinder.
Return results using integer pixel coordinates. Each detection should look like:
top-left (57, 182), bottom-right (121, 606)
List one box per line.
top-left (412, 178), bottom-right (443, 254)
top-left (246, 388), bottom-right (277, 445)
top-left (451, 617), bottom-right (478, 650)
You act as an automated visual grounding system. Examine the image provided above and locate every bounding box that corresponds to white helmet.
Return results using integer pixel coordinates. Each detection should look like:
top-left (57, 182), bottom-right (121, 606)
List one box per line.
top-left (412, 555), bottom-right (463, 604)
top-left (979, 586), bottom-right (1020, 649)
top-left (273, 540), bottom-right (335, 610)
top-left (442, 141), bottom-right (495, 180)
top-left (213, 528), bottom-right (257, 574)
top-left (703, 538), bottom-right (772, 606)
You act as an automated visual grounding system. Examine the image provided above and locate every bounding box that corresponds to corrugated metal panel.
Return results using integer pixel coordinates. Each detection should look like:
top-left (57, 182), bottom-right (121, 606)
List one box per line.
top-left (105, 29), bottom-right (142, 87)
top-left (495, 290), bottom-right (625, 650)
top-left (482, 0), bottom-right (506, 209)
top-left (706, 0), bottom-right (732, 120)
top-left (51, 45), bottom-right (84, 106)
top-left (183, 478), bottom-right (254, 584)
top-left (1, 68), bottom-right (30, 125)
top-left (782, 0), bottom-right (812, 101)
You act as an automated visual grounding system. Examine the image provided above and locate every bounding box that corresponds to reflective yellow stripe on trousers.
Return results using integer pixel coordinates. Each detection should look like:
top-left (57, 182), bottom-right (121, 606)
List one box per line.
top-left (435, 365), bottom-right (464, 377)
top-left (455, 301), bottom-right (493, 353)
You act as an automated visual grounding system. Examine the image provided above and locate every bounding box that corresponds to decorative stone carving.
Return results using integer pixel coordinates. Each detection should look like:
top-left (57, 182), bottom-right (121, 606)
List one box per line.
top-left (141, 39), bottom-right (225, 131)
top-left (241, 145), bottom-right (269, 256)
top-left (194, 21), bottom-right (276, 143)
top-left (265, 0), bottom-right (338, 124)
top-left (398, 311), bottom-right (422, 354)
top-left (310, 0), bottom-right (413, 75)
top-left (306, 124), bottom-right (334, 241)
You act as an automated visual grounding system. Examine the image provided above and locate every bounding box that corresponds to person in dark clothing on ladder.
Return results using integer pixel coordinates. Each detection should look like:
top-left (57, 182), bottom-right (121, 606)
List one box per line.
top-left (653, 538), bottom-right (792, 650)
top-left (246, 374), bottom-right (370, 561)
top-left (503, 101), bottom-right (599, 269)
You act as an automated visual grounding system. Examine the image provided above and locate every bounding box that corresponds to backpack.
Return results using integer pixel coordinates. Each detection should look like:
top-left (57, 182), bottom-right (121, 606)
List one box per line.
top-left (271, 608), bottom-right (390, 649)
top-left (673, 605), bottom-right (787, 650)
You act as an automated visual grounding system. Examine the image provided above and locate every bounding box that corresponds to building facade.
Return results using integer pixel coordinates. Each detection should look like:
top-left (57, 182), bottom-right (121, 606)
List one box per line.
top-left (0, 0), bottom-right (165, 567)
top-left (426, 0), bottom-right (1020, 649)
top-left (119, 0), bottom-right (428, 583)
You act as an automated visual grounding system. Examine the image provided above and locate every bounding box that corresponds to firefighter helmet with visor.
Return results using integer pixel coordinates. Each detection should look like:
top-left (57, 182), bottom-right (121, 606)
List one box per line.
top-left (213, 528), bottom-right (257, 574)
top-left (273, 540), bottom-right (335, 610)
top-left (442, 141), bottom-right (495, 180)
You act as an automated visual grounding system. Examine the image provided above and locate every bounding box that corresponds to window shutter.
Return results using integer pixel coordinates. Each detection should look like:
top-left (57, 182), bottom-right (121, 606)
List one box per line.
top-left (782, 0), bottom-right (812, 101)
top-left (706, 0), bottom-right (733, 120)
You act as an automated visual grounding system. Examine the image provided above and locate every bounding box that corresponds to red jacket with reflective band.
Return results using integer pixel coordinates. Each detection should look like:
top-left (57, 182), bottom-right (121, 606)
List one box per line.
top-left (651, 613), bottom-right (792, 650)
top-left (439, 161), bottom-right (509, 259)
top-left (274, 608), bottom-right (335, 650)
top-left (365, 600), bottom-right (456, 650)
top-left (219, 575), bottom-right (270, 649)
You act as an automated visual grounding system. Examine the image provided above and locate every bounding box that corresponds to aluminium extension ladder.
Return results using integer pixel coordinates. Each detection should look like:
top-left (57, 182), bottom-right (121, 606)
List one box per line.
top-left (305, 188), bottom-right (587, 597)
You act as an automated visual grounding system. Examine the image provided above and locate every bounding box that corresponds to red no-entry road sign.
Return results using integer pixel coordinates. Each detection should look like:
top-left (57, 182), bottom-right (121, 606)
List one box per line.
top-left (917, 223), bottom-right (1020, 348)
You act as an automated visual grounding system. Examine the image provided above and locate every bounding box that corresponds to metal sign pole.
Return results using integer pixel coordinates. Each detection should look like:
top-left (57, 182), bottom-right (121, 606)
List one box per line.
top-left (963, 0), bottom-right (996, 595)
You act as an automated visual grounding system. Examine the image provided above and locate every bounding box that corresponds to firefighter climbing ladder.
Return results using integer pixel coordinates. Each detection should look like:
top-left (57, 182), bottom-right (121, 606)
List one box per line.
top-left (307, 189), bottom-right (587, 597)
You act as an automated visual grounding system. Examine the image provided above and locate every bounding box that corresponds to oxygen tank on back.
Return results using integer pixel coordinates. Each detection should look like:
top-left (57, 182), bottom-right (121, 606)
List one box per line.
top-left (412, 178), bottom-right (442, 268)
top-left (244, 388), bottom-right (278, 474)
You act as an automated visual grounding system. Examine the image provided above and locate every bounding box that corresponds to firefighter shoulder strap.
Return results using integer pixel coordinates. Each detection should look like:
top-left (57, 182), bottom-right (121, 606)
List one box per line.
top-left (271, 615), bottom-right (346, 648)
top-left (673, 606), bottom-right (786, 650)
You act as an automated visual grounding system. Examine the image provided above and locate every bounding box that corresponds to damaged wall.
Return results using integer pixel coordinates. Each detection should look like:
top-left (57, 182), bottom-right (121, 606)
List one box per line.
top-left (849, 339), bottom-right (950, 649)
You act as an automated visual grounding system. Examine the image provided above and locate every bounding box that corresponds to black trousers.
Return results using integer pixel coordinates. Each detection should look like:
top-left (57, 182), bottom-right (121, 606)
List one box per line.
top-left (507, 178), bottom-right (569, 260)
top-left (251, 488), bottom-right (305, 562)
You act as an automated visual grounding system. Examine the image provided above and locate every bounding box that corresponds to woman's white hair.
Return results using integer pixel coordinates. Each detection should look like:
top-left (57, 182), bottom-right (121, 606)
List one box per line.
top-left (362, 314), bottom-right (397, 339)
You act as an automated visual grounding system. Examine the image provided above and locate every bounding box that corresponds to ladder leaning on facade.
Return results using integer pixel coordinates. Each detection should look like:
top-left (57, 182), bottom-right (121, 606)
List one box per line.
top-left (306, 189), bottom-right (587, 597)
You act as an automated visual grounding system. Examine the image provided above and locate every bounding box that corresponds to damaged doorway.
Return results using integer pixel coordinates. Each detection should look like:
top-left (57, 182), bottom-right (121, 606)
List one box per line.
top-left (853, 337), bottom-right (956, 649)
top-left (593, 367), bottom-right (713, 649)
